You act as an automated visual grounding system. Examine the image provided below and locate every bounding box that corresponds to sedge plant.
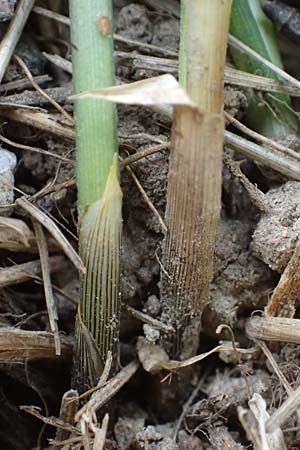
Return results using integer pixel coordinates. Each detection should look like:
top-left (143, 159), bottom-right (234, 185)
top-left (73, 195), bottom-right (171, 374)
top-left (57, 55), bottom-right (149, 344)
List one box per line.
top-left (230, 0), bottom-right (299, 139)
top-left (69, 0), bottom-right (122, 388)
top-left (161, 0), bottom-right (232, 358)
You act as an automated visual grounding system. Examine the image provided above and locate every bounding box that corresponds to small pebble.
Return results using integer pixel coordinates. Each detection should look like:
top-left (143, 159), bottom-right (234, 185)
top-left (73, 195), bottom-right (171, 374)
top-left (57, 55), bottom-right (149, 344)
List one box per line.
top-left (143, 323), bottom-right (160, 343)
top-left (144, 294), bottom-right (161, 316)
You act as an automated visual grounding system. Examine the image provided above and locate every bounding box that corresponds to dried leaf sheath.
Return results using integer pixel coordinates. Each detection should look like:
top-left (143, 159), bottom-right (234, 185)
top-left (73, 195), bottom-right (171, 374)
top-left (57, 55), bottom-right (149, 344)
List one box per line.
top-left (160, 0), bottom-right (231, 358)
top-left (74, 155), bottom-right (122, 387)
top-left (162, 107), bottom-right (224, 357)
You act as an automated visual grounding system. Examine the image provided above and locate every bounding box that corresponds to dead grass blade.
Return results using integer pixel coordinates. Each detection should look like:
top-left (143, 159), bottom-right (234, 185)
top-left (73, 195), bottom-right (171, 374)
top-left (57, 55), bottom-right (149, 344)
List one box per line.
top-left (224, 155), bottom-right (270, 213)
top-left (0, 74), bottom-right (51, 93)
top-left (124, 304), bottom-right (174, 334)
top-left (121, 142), bottom-right (170, 167)
top-left (92, 414), bottom-right (109, 450)
top-left (225, 111), bottom-right (300, 162)
top-left (32, 219), bottom-right (61, 355)
top-left (258, 341), bottom-right (300, 423)
top-left (225, 66), bottom-right (300, 97)
top-left (16, 197), bottom-right (85, 274)
top-left (0, 0), bottom-right (35, 83)
top-left (137, 337), bottom-right (256, 374)
top-left (69, 74), bottom-right (194, 106)
top-left (43, 52), bottom-right (72, 74)
top-left (32, 5), bottom-right (70, 25)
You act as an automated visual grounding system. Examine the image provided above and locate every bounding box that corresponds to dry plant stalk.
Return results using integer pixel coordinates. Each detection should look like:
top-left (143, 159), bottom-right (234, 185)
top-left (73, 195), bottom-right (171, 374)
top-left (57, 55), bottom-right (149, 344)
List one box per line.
top-left (246, 316), bottom-right (300, 344)
top-left (0, 255), bottom-right (66, 288)
top-left (32, 219), bottom-right (60, 355)
top-left (224, 130), bottom-right (300, 181)
top-left (0, 328), bottom-right (72, 362)
top-left (75, 360), bottom-right (139, 421)
top-left (161, 0), bottom-right (232, 357)
top-left (161, 110), bottom-right (224, 355)
top-left (0, 0), bottom-right (35, 83)
top-left (0, 108), bottom-right (75, 140)
top-left (238, 393), bottom-right (286, 450)
top-left (55, 390), bottom-right (79, 444)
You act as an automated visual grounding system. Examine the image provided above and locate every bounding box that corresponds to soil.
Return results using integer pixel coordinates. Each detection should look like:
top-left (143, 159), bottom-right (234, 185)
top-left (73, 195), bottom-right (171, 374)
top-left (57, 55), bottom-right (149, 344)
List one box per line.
top-left (0, 1), bottom-right (300, 449)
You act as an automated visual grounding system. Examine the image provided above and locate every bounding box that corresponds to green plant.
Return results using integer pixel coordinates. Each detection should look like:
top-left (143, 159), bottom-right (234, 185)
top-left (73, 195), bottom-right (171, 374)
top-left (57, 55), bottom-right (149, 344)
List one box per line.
top-left (230, 0), bottom-right (299, 138)
top-left (69, 0), bottom-right (121, 388)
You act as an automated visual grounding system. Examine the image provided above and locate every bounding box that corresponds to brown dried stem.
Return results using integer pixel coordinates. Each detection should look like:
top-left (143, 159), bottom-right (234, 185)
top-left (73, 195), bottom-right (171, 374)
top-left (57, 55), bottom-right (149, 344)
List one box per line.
top-left (0, 255), bottom-right (66, 288)
top-left (55, 390), bottom-right (79, 445)
top-left (0, 328), bottom-right (72, 362)
top-left (246, 316), bottom-right (300, 344)
top-left (32, 219), bottom-right (61, 355)
top-left (161, 0), bottom-right (232, 357)
top-left (0, 0), bottom-right (35, 83)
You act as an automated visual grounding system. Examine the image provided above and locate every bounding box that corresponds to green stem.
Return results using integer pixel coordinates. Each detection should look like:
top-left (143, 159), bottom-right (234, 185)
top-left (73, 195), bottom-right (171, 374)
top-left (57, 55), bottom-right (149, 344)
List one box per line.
top-left (70, 0), bottom-right (118, 211)
top-left (178, 0), bottom-right (186, 88)
top-left (70, 0), bottom-right (121, 388)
